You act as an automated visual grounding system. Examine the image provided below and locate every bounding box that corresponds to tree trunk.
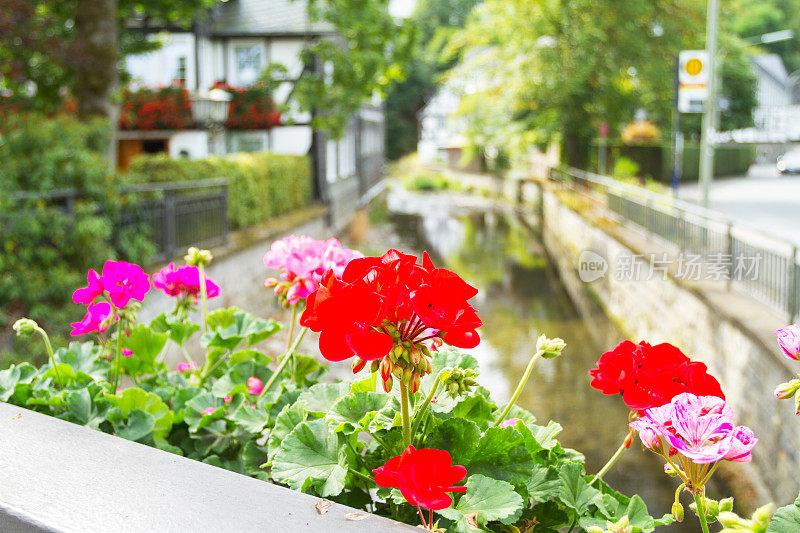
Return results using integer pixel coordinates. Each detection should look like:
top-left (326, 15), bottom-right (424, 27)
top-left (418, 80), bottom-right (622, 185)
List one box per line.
top-left (74, 0), bottom-right (118, 162)
top-left (562, 130), bottom-right (589, 169)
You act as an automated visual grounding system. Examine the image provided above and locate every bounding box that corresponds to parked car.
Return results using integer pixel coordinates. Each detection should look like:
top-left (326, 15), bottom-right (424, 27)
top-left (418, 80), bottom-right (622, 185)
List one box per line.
top-left (777, 149), bottom-right (800, 174)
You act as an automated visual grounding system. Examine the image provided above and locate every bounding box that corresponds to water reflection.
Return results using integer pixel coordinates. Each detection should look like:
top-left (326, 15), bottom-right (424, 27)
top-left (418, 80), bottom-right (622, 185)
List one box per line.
top-left (361, 191), bottom-right (699, 530)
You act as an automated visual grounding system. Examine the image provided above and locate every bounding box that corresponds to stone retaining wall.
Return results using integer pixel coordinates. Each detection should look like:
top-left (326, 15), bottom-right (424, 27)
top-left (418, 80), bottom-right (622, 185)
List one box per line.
top-left (540, 188), bottom-right (798, 505)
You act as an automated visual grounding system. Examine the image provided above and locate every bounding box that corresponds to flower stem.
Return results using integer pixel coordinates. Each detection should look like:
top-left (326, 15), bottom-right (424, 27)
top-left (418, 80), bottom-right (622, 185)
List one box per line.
top-left (198, 263), bottom-right (209, 332)
top-left (416, 505), bottom-right (429, 530)
top-left (494, 349), bottom-right (543, 426)
top-left (410, 372), bottom-right (441, 444)
top-left (588, 428), bottom-right (634, 485)
top-left (33, 325), bottom-right (63, 389)
top-left (112, 318), bottom-right (126, 392)
top-left (286, 304), bottom-right (298, 375)
top-left (694, 491), bottom-right (710, 533)
top-left (261, 327), bottom-right (308, 396)
top-left (400, 379), bottom-right (412, 448)
top-left (347, 468), bottom-right (376, 485)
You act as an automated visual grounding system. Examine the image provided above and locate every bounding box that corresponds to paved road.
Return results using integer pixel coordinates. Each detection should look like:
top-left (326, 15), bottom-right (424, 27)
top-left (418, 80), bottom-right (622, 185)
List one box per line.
top-left (678, 164), bottom-right (800, 246)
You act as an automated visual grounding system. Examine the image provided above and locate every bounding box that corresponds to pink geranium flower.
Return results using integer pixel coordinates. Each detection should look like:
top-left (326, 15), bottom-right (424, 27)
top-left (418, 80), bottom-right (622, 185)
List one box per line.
top-left (263, 236), bottom-right (363, 305)
top-left (122, 348), bottom-right (133, 358)
top-left (499, 418), bottom-right (520, 428)
top-left (72, 269), bottom-right (104, 305)
top-left (202, 407), bottom-right (216, 416)
top-left (70, 302), bottom-right (117, 336)
top-left (630, 393), bottom-right (756, 465)
top-left (153, 263), bottom-right (221, 300)
top-left (776, 324), bottom-right (800, 360)
top-left (177, 361), bottom-right (198, 373)
top-left (99, 260), bottom-right (151, 308)
top-left (247, 376), bottom-right (264, 395)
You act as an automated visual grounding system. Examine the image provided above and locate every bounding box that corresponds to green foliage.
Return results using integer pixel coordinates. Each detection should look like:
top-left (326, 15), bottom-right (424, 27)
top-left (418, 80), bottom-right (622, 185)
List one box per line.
top-left (0, 113), bottom-right (152, 357)
top-left (766, 494), bottom-right (800, 532)
top-left (613, 158), bottom-right (640, 179)
top-left (450, 0), bottom-right (758, 168)
top-left (127, 152), bottom-right (312, 229)
top-left (385, 0), bottom-right (481, 160)
top-left (291, 0), bottom-right (411, 138)
top-left (1, 290), bottom-right (672, 532)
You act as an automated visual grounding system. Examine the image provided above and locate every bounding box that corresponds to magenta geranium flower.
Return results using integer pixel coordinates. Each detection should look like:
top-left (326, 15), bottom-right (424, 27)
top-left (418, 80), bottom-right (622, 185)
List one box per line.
top-left (630, 393), bottom-right (756, 465)
top-left (153, 262), bottom-right (221, 300)
top-left (99, 260), bottom-right (151, 308)
top-left (72, 269), bottom-right (104, 305)
top-left (776, 324), bottom-right (800, 360)
top-left (263, 236), bottom-right (363, 305)
top-left (70, 302), bottom-right (117, 336)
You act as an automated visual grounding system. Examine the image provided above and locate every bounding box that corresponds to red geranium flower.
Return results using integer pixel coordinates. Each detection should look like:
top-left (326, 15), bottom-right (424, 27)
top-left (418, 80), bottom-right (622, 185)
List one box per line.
top-left (300, 250), bottom-right (482, 392)
top-left (589, 340), bottom-right (724, 411)
top-left (373, 445), bottom-right (467, 511)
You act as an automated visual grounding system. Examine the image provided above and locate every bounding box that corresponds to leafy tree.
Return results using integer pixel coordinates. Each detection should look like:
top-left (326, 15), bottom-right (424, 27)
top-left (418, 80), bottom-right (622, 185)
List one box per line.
top-left (448, 0), bottom-right (758, 168)
top-left (291, 0), bottom-right (412, 138)
top-left (384, 0), bottom-right (481, 160)
top-left (0, 0), bottom-right (219, 117)
top-left (729, 0), bottom-right (800, 73)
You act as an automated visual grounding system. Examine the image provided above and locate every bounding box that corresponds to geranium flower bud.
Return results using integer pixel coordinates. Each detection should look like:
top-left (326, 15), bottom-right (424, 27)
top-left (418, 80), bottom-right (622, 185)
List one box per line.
top-left (776, 324), bottom-right (800, 360)
top-left (370, 360), bottom-right (381, 373)
top-left (247, 376), bottom-right (264, 395)
top-left (12, 318), bottom-right (38, 336)
top-left (753, 503), bottom-right (775, 523)
top-left (774, 379), bottom-right (800, 400)
top-left (352, 358), bottom-right (366, 374)
top-left (185, 247), bottom-right (213, 267)
top-left (382, 375), bottom-right (393, 393)
top-left (794, 392), bottom-right (800, 415)
top-left (537, 334), bottom-right (566, 359)
top-left (671, 501), bottom-right (684, 522)
top-left (380, 358), bottom-right (392, 381)
top-left (663, 463), bottom-right (678, 476)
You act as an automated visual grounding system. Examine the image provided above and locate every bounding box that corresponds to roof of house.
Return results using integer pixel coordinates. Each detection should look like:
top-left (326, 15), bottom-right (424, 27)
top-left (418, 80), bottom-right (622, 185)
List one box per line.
top-left (210, 0), bottom-right (334, 36)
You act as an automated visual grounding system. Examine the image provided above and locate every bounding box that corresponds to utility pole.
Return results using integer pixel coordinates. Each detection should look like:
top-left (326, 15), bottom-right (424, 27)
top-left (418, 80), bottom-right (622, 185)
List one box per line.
top-left (698, 0), bottom-right (720, 208)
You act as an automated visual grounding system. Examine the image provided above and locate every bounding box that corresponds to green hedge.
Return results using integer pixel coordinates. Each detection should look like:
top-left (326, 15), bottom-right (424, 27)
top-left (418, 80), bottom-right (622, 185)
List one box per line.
top-left (592, 141), bottom-right (754, 182)
top-left (0, 114), bottom-right (152, 361)
top-left (127, 152), bottom-right (312, 229)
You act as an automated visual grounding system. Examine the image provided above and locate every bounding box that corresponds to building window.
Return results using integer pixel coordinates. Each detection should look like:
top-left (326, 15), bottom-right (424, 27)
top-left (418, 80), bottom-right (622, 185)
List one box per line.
top-left (231, 132), bottom-right (266, 153)
top-left (175, 56), bottom-right (187, 86)
top-left (235, 45), bottom-right (262, 86)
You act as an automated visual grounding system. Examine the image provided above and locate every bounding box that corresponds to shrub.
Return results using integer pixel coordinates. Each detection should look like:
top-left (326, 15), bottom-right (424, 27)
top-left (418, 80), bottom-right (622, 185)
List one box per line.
top-left (0, 113), bottom-right (152, 359)
top-left (621, 120), bottom-right (660, 144)
top-left (127, 152), bottom-right (313, 229)
top-left (613, 157), bottom-right (640, 179)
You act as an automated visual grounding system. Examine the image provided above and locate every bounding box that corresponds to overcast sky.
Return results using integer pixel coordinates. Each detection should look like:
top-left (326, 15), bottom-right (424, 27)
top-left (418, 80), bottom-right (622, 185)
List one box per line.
top-left (389, 0), bottom-right (417, 18)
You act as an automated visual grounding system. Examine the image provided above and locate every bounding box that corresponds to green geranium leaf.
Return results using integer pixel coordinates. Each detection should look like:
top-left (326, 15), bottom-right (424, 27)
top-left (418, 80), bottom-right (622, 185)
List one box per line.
top-left (426, 418), bottom-right (482, 466)
top-left (53, 342), bottom-right (110, 381)
top-left (297, 383), bottom-right (351, 415)
top-left (105, 388), bottom-right (174, 443)
top-left (558, 462), bottom-right (603, 514)
top-left (438, 474), bottom-right (524, 531)
top-left (768, 495), bottom-right (800, 533)
top-left (515, 420), bottom-right (564, 457)
top-left (183, 393), bottom-right (225, 432)
top-left (0, 363), bottom-right (37, 402)
top-left (368, 395), bottom-right (402, 433)
top-left (211, 360), bottom-right (273, 398)
top-left (115, 409), bottom-right (156, 441)
top-left (200, 311), bottom-right (282, 351)
top-left (150, 313), bottom-right (201, 346)
top-left (580, 494), bottom-right (671, 532)
top-left (325, 392), bottom-right (391, 434)
top-left (268, 401), bottom-right (308, 462)
top-left (272, 419), bottom-right (349, 497)
top-left (57, 387), bottom-right (107, 429)
top-left (526, 465), bottom-right (561, 504)
top-left (465, 427), bottom-right (535, 488)
top-left (40, 364), bottom-right (77, 384)
top-left (119, 324), bottom-right (168, 376)
top-left (231, 402), bottom-right (270, 434)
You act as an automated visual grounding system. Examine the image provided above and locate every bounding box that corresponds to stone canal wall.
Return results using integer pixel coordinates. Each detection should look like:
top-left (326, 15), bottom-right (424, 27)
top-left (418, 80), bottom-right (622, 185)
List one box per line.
top-left (539, 187), bottom-right (798, 506)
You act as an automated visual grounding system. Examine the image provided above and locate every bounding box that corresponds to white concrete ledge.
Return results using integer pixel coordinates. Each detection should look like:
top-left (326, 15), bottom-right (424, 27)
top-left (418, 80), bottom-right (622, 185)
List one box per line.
top-left (0, 403), bottom-right (415, 533)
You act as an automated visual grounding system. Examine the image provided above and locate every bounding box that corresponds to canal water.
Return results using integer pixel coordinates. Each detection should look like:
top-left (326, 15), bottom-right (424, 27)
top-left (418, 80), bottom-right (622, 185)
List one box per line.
top-left (347, 189), bottom-right (702, 531)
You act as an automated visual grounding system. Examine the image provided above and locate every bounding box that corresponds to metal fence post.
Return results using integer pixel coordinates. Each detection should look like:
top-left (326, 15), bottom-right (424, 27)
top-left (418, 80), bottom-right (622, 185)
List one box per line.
top-left (221, 183), bottom-right (229, 245)
top-left (789, 246), bottom-right (799, 322)
top-left (164, 189), bottom-right (176, 260)
top-left (725, 222), bottom-right (733, 290)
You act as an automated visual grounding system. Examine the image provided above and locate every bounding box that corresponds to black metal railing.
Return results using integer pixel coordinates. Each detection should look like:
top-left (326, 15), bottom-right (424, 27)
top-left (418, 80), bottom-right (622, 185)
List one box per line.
top-left (550, 166), bottom-right (799, 322)
top-left (7, 179), bottom-right (229, 262)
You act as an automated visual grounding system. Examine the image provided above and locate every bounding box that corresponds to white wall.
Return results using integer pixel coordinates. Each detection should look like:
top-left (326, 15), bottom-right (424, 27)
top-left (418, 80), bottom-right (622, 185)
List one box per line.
top-left (126, 33), bottom-right (196, 89)
top-left (168, 131), bottom-right (209, 159)
top-left (271, 126), bottom-right (312, 155)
